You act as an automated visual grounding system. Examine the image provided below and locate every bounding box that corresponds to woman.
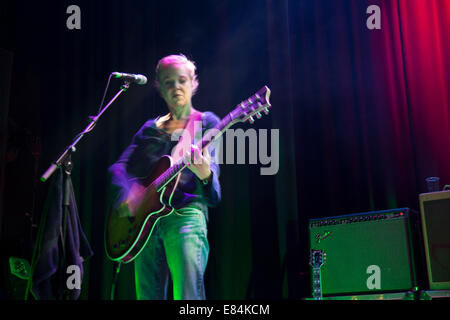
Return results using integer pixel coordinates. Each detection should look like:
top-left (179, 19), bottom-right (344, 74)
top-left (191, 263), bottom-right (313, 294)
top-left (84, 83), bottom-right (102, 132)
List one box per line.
top-left (108, 54), bottom-right (221, 299)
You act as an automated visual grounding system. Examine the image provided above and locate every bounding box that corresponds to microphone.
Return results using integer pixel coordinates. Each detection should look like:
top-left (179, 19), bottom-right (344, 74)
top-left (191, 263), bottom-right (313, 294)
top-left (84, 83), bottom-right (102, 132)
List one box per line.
top-left (111, 72), bottom-right (148, 85)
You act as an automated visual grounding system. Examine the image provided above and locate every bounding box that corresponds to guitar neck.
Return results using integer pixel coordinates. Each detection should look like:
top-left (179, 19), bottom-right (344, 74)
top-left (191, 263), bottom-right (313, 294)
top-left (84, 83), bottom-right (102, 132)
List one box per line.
top-left (197, 113), bottom-right (233, 150)
top-left (312, 267), bottom-right (323, 300)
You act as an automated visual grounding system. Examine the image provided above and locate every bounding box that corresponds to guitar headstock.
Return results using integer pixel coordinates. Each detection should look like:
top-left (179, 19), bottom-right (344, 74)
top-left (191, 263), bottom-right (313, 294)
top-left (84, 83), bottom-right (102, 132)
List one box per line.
top-left (309, 249), bottom-right (326, 269)
top-left (229, 86), bottom-right (271, 125)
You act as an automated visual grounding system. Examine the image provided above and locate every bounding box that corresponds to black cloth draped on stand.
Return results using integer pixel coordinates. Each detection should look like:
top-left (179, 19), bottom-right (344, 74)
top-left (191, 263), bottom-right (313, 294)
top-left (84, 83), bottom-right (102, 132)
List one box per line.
top-left (31, 168), bottom-right (93, 300)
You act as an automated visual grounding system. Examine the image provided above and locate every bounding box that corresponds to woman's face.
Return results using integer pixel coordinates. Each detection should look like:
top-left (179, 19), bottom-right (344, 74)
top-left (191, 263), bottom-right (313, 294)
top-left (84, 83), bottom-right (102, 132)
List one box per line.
top-left (158, 64), bottom-right (193, 111)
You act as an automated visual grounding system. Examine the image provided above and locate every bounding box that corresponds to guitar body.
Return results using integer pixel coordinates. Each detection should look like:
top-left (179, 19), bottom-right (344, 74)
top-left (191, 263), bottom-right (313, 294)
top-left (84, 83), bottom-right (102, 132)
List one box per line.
top-left (105, 155), bottom-right (178, 263)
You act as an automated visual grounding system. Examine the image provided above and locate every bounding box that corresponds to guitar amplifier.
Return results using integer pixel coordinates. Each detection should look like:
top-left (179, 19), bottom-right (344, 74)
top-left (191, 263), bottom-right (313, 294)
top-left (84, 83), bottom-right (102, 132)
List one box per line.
top-left (309, 208), bottom-right (418, 296)
top-left (419, 191), bottom-right (450, 290)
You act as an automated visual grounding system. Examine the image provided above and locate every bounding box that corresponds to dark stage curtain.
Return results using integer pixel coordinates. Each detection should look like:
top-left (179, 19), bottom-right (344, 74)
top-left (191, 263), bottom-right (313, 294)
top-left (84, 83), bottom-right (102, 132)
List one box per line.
top-left (1, 0), bottom-right (449, 299)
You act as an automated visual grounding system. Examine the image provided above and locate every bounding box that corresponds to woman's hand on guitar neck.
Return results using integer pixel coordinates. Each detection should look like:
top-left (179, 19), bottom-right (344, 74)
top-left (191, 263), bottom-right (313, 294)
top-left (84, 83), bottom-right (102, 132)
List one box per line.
top-left (184, 144), bottom-right (212, 181)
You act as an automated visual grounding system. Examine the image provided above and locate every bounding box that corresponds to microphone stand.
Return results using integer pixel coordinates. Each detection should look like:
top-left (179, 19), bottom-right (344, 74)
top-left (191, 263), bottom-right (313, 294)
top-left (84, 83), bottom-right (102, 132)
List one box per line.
top-left (40, 81), bottom-right (130, 182)
top-left (25, 80), bottom-right (131, 300)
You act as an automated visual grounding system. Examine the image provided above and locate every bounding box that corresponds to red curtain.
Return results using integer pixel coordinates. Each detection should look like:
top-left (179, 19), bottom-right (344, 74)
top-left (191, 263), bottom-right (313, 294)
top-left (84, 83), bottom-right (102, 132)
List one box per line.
top-left (377, 0), bottom-right (450, 192)
top-left (291, 0), bottom-right (450, 213)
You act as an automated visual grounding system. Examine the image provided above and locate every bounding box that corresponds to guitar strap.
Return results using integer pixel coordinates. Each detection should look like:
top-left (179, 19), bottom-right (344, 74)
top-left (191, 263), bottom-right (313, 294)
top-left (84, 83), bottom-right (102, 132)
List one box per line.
top-left (170, 109), bottom-right (203, 163)
top-left (164, 110), bottom-right (203, 201)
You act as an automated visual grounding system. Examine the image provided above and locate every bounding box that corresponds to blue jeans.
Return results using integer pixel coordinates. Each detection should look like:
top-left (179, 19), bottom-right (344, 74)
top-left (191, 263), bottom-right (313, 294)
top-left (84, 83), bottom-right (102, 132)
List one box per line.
top-left (134, 206), bottom-right (209, 300)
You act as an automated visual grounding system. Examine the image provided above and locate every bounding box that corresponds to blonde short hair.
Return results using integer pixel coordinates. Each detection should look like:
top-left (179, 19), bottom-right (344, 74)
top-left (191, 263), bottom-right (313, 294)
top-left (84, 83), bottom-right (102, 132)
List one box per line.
top-left (155, 54), bottom-right (199, 95)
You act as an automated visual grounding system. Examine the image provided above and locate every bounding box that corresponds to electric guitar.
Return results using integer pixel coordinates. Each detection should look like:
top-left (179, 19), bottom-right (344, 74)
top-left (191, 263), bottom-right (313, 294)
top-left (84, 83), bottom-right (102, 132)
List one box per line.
top-left (309, 249), bottom-right (326, 300)
top-left (105, 86), bottom-right (272, 263)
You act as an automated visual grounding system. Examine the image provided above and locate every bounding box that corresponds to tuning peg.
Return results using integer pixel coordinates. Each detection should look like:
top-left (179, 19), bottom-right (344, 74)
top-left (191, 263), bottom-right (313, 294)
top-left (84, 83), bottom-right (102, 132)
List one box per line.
top-left (263, 107), bottom-right (270, 115)
top-left (248, 116), bottom-right (255, 124)
top-left (255, 112), bottom-right (262, 119)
